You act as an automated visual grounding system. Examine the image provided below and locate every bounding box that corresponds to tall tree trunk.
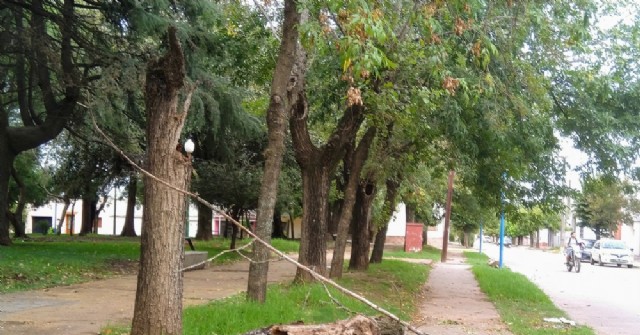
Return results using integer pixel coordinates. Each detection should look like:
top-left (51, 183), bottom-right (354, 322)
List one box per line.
top-left (229, 207), bottom-right (241, 250)
top-left (272, 207), bottom-right (286, 239)
top-left (370, 177), bottom-right (401, 264)
top-left (349, 179), bottom-right (376, 271)
top-left (0, 129), bottom-right (16, 245)
top-left (121, 174), bottom-right (138, 237)
top-left (79, 197), bottom-right (96, 236)
top-left (296, 163), bottom-right (331, 281)
top-left (195, 201), bottom-right (213, 240)
top-left (330, 127), bottom-right (376, 278)
top-left (328, 199), bottom-right (342, 237)
top-left (247, 0), bottom-right (302, 303)
top-left (131, 27), bottom-right (191, 335)
top-left (8, 166), bottom-right (27, 238)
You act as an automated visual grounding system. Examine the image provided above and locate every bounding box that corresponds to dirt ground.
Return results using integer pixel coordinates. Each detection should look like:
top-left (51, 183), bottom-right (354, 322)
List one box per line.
top-left (0, 246), bottom-right (511, 335)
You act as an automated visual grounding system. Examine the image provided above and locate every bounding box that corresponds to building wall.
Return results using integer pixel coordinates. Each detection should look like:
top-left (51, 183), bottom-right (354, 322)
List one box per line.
top-left (27, 199), bottom-right (218, 238)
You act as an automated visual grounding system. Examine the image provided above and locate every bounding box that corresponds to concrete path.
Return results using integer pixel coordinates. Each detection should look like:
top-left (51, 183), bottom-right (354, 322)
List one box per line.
top-left (415, 247), bottom-right (513, 335)
top-left (0, 259), bottom-right (296, 335)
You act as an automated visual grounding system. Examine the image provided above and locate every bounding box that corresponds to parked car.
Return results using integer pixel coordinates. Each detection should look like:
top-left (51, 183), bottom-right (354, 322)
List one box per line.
top-left (578, 239), bottom-right (596, 262)
top-left (503, 236), bottom-right (512, 247)
top-left (590, 239), bottom-right (635, 268)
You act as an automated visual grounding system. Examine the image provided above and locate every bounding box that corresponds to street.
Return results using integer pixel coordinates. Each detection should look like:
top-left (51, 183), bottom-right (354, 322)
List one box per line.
top-left (478, 242), bottom-right (640, 335)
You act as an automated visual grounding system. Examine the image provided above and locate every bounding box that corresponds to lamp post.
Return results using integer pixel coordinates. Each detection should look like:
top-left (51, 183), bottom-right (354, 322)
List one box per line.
top-left (184, 139), bottom-right (195, 238)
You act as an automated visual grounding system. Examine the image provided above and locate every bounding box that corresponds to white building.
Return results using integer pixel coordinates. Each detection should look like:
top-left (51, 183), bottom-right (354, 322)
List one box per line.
top-left (26, 199), bottom-right (420, 243)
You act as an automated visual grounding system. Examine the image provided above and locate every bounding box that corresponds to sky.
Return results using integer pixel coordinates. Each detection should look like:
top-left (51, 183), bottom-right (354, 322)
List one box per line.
top-left (558, 137), bottom-right (588, 190)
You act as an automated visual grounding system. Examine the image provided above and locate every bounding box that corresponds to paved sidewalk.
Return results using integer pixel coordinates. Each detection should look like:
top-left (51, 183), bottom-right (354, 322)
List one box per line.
top-left (414, 247), bottom-right (513, 335)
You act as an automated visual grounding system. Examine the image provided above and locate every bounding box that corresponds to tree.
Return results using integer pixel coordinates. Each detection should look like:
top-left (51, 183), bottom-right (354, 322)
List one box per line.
top-left (247, 0), bottom-right (302, 302)
top-left (7, 149), bottom-right (49, 237)
top-left (0, 0), bottom-right (97, 245)
top-left (120, 173), bottom-right (139, 237)
top-left (130, 27), bottom-right (193, 335)
top-left (574, 176), bottom-right (640, 239)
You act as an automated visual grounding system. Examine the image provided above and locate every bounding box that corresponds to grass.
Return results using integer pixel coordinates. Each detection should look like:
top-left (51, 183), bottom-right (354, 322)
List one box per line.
top-left (182, 259), bottom-right (429, 335)
top-left (464, 251), bottom-right (596, 335)
top-left (383, 244), bottom-right (441, 262)
top-left (0, 235), bottom-right (297, 293)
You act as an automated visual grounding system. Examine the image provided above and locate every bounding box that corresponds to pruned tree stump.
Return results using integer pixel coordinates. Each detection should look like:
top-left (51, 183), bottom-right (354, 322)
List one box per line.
top-left (242, 315), bottom-right (404, 335)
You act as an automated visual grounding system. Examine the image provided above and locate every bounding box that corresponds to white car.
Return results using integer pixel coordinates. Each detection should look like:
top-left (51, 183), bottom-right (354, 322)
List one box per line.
top-left (590, 239), bottom-right (634, 268)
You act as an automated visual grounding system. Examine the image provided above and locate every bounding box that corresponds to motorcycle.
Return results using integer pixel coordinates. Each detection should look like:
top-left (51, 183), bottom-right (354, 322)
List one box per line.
top-left (565, 245), bottom-right (582, 273)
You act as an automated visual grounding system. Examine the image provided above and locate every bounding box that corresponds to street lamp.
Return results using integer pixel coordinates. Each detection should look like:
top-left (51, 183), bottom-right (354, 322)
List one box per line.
top-left (184, 139), bottom-right (194, 238)
top-left (184, 139), bottom-right (195, 155)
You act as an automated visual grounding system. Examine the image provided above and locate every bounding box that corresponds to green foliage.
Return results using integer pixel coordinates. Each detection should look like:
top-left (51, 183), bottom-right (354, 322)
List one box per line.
top-left (465, 252), bottom-right (596, 335)
top-left (574, 176), bottom-right (640, 238)
top-left (9, 150), bottom-right (49, 209)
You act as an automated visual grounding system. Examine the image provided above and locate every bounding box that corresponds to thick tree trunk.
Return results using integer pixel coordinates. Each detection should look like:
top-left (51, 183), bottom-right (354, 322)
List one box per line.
top-left (121, 174), bottom-right (138, 237)
top-left (290, 100), bottom-right (365, 282)
top-left (349, 180), bottom-right (376, 271)
top-left (328, 199), bottom-right (342, 237)
top-left (272, 207), bottom-right (286, 239)
top-left (131, 27), bottom-right (191, 335)
top-left (247, 0), bottom-right (302, 303)
top-left (330, 127), bottom-right (376, 278)
top-left (296, 164), bottom-right (331, 281)
top-left (370, 178), bottom-right (400, 264)
top-left (195, 201), bottom-right (213, 240)
top-left (79, 197), bottom-right (96, 236)
top-left (229, 207), bottom-right (241, 250)
top-left (8, 166), bottom-right (27, 238)
top-left (0, 131), bottom-right (16, 245)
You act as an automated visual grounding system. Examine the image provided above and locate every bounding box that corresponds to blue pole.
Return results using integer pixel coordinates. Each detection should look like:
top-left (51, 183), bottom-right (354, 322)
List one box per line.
top-left (479, 221), bottom-right (483, 254)
top-left (499, 172), bottom-right (506, 268)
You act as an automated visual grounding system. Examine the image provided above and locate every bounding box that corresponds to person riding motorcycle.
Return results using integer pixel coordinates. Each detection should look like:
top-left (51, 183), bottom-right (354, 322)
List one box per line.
top-left (565, 232), bottom-right (583, 264)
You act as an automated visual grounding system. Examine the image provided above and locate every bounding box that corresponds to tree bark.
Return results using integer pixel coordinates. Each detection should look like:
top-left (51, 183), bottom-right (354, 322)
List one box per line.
top-left (229, 206), bottom-right (241, 250)
top-left (330, 127), bottom-right (376, 278)
top-left (7, 166), bottom-right (27, 238)
top-left (130, 27), bottom-right (192, 335)
top-left (79, 197), bottom-right (97, 236)
top-left (296, 163), bottom-right (331, 281)
top-left (370, 178), bottom-right (401, 264)
top-left (349, 179), bottom-right (377, 271)
top-left (272, 207), bottom-right (286, 239)
top-left (290, 96), bottom-right (365, 282)
top-left (195, 201), bottom-right (213, 240)
top-left (247, 0), bottom-right (302, 303)
top-left (241, 315), bottom-right (401, 335)
top-left (0, 107), bottom-right (16, 245)
top-left (121, 174), bottom-right (138, 237)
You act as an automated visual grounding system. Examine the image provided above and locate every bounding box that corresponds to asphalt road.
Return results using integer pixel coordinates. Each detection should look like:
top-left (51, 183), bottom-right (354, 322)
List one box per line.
top-left (479, 242), bottom-right (640, 335)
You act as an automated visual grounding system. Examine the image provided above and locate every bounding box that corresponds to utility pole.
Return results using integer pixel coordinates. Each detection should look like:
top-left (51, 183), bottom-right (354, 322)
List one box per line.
top-left (441, 170), bottom-right (455, 263)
